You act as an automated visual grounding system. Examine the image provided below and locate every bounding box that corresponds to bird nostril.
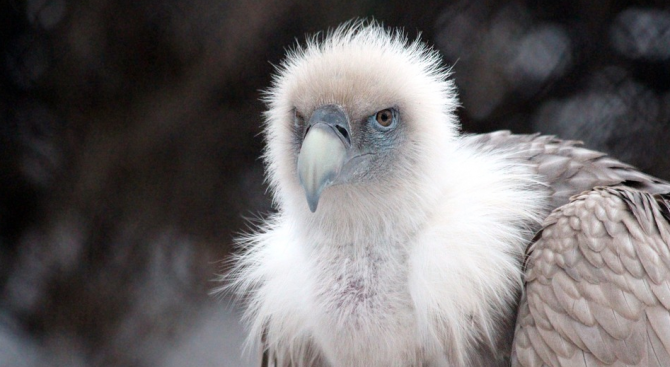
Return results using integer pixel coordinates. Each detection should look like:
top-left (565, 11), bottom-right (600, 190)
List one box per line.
top-left (335, 125), bottom-right (350, 144)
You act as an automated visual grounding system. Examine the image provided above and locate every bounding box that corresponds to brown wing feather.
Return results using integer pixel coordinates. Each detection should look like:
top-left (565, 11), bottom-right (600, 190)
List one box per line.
top-left (512, 187), bottom-right (670, 366)
top-left (466, 131), bottom-right (670, 210)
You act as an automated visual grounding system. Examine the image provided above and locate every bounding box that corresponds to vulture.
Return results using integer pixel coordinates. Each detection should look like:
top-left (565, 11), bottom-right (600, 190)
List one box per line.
top-left (226, 22), bottom-right (670, 367)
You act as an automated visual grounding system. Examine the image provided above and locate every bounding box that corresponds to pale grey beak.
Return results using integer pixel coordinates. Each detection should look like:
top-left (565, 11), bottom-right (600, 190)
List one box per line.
top-left (297, 105), bottom-right (351, 212)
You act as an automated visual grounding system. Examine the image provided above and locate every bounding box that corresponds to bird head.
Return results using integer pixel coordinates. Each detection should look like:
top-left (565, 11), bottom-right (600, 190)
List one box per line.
top-left (263, 22), bottom-right (460, 220)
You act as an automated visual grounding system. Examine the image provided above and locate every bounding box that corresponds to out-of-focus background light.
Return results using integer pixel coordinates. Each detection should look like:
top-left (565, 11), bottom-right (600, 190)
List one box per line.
top-left (1, 1), bottom-right (668, 366)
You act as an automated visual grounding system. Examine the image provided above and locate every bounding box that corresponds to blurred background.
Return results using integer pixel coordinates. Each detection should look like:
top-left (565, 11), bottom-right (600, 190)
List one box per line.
top-left (1, 0), bottom-right (669, 366)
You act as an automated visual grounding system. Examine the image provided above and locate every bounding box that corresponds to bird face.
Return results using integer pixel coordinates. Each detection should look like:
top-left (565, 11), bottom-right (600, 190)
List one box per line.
top-left (295, 103), bottom-right (404, 212)
top-left (264, 25), bottom-right (459, 214)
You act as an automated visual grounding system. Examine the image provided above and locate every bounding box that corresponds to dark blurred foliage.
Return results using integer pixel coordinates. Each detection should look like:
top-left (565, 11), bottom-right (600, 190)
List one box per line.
top-left (437, 0), bottom-right (670, 175)
top-left (0, 0), bottom-right (668, 366)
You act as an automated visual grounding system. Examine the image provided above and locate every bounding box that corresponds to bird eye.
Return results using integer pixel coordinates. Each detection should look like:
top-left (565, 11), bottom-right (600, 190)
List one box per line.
top-left (374, 109), bottom-right (395, 128)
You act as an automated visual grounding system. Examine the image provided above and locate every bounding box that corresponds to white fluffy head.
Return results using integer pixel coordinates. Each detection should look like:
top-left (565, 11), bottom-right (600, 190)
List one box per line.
top-left (262, 21), bottom-right (460, 233)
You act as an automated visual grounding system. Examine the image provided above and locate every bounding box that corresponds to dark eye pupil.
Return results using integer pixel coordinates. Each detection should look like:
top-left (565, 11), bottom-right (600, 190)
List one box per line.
top-left (376, 109), bottom-right (393, 127)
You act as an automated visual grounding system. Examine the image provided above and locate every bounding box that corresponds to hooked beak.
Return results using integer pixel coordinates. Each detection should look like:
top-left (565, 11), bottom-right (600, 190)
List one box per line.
top-left (297, 105), bottom-right (353, 212)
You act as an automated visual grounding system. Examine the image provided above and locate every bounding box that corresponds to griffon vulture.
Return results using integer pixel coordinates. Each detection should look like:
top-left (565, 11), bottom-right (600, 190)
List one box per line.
top-left (225, 22), bottom-right (670, 367)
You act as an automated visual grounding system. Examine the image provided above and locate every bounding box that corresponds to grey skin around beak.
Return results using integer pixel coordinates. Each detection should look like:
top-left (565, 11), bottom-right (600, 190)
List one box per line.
top-left (297, 105), bottom-right (358, 212)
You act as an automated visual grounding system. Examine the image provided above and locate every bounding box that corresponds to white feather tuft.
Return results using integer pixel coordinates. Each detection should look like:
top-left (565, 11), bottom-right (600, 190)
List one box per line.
top-left (223, 21), bottom-right (548, 367)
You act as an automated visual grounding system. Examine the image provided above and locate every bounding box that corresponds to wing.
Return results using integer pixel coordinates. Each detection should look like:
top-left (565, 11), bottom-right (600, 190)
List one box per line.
top-left (465, 131), bottom-right (670, 210)
top-left (512, 186), bottom-right (670, 366)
